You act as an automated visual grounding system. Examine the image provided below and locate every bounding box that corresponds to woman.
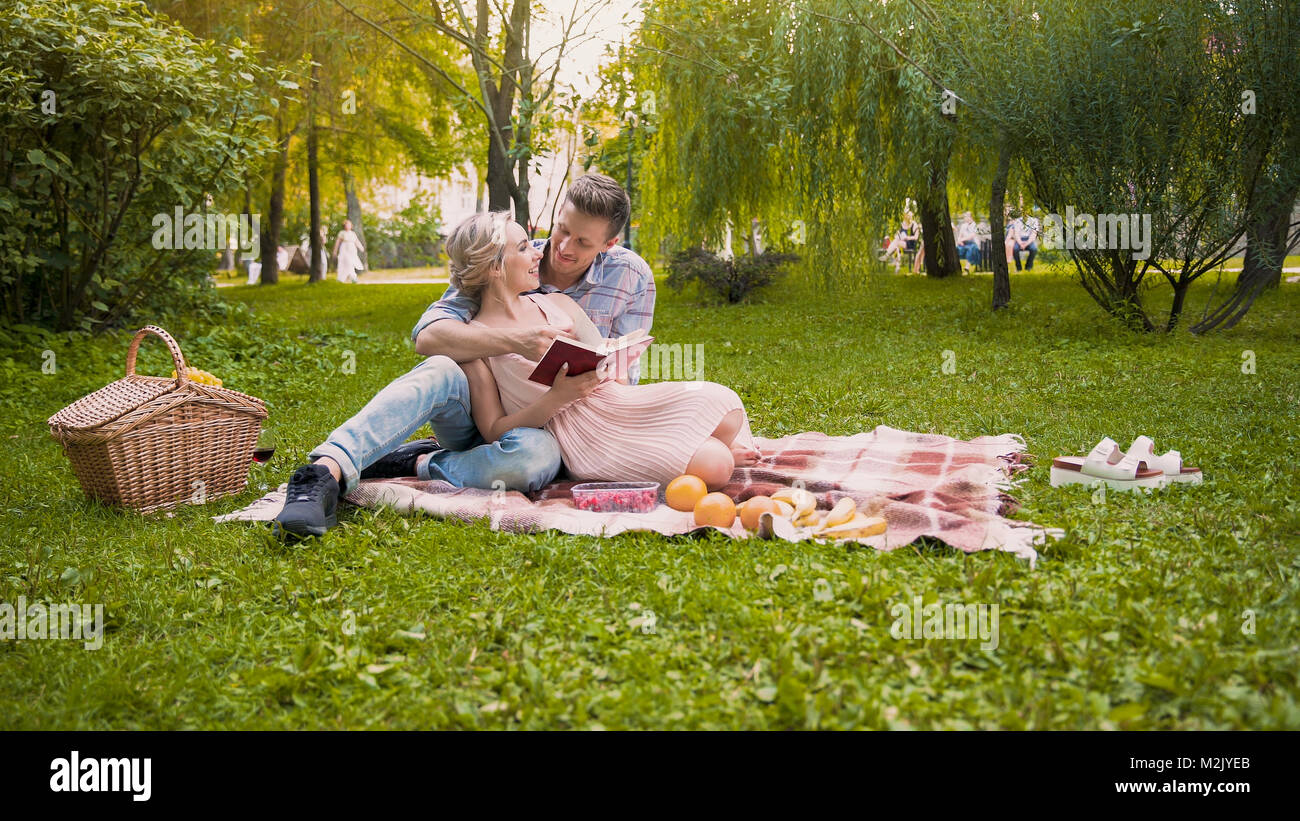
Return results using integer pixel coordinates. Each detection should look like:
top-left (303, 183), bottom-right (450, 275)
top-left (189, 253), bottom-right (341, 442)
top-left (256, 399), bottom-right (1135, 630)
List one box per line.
top-left (334, 220), bottom-right (365, 283)
top-left (880, 212), bottom-right (918, 273)
top-left (452, 212), bottom-right (759, 490)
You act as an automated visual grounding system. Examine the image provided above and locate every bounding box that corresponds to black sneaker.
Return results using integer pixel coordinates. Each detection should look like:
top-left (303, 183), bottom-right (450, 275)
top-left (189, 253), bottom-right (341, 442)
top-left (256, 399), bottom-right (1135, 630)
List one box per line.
top-left (272, 463), bottom-right (339, 539)
top-left (359, 438), bottom-right (443, 481)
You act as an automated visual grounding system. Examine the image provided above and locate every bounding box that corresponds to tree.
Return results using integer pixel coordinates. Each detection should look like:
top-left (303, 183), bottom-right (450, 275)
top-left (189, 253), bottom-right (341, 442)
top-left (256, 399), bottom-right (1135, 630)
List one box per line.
top-left (919, 1), bottom-right (1038, 307)
top-left (989, 143), bottom-right (1013, 310)
top-left (335, 0), bottom-right (615, 232)
top-left (579, 41), bottom-right (659, 247)
top-left (638, 0), bottom-right (973, 280)
top-left (307, 60), bottom-right (324, 282)
top-left (0, 0), bottom-right (273, 330)
top-left (161, 0), bottom-right (469, 284)
top-left (636, 0), bottom-right (800, 263)
top-left (957, 0), bottom-right (1300, 332)
top-left (637, 0), bottom-right (1299, 335)
top-left (1189, 0), bottom-right (1300, 331)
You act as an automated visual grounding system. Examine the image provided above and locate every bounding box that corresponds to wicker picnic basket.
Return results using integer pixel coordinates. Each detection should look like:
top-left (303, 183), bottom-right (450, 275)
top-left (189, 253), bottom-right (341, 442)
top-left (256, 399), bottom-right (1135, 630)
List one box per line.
top-left (47, 325), bottom-right (267, 513)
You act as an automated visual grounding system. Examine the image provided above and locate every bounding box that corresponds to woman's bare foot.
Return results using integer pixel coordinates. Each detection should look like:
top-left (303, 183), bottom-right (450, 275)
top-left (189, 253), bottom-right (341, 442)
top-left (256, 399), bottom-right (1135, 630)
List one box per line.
top-left (731, 443), bottom-right (762, 466)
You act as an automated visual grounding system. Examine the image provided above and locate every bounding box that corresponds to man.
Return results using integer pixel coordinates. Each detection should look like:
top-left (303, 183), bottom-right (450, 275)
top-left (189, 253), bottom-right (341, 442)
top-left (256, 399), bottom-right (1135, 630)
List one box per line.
top-left (273, 174), bottom-right (656, 538)
top-left (1006, 212), bottom-right (1039, 271)
top-left (955, 212), bottom-right (980, 273)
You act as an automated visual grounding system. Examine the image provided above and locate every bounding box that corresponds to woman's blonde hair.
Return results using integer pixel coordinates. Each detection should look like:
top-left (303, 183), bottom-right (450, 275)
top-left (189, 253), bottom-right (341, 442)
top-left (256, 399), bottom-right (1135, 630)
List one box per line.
top-left (446, 211), bottom-right (512, 300)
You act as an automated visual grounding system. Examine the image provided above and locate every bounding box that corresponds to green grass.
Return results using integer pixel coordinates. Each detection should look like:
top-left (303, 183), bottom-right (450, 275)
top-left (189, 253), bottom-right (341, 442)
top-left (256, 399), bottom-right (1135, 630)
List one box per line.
top-left (2, 268), bottom-right (1297, 729)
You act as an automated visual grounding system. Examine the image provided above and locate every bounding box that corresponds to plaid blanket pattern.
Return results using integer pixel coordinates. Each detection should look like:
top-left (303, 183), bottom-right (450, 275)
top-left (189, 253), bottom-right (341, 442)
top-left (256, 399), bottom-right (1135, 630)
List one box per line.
top-left (216, 426), bottom-right (1056, 565)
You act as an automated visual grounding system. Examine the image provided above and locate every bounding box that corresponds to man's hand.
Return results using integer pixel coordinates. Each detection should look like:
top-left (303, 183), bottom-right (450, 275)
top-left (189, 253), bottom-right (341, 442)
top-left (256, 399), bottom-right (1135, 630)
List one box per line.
top-left (511, 325), bottom-right (574, 361)
top-left (547, 362), bottom-right (602, 405)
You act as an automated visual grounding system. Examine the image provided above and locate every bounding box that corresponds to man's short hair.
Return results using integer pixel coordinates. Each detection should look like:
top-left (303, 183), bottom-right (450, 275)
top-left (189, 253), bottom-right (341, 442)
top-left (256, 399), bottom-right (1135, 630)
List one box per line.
top-left (565, 174), bottom-right (630, 240)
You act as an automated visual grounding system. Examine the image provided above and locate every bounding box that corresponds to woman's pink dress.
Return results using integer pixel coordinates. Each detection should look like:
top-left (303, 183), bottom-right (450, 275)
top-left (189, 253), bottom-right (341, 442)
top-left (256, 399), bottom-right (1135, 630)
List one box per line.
top-left (472, 294), bottom-right (752, 483)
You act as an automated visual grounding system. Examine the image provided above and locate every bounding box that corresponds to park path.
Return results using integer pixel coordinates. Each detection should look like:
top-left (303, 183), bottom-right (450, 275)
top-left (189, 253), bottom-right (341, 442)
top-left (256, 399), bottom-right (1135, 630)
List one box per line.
top-left (214, 266), bottom-right (449, 288)
top-left (216, 277), bottom-right (447, 287)
top-left (215, 266), bottom-right (1300, 287)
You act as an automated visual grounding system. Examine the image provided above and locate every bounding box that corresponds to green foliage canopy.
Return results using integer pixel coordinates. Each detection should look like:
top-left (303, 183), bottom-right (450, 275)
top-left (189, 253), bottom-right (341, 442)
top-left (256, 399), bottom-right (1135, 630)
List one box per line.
top-left (0, 0), bottom-right (275, 331)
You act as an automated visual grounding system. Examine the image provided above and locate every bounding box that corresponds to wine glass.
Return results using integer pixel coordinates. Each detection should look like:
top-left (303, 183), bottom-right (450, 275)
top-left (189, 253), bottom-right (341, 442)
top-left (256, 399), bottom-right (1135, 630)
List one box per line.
top-left (251, 430), bottom-right (277, 492)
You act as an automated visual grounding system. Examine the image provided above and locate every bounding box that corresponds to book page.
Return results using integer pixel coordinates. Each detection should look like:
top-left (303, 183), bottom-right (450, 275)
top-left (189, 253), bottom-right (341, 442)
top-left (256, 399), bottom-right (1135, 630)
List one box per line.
top-left (601, 328), bottom-right (648, 354)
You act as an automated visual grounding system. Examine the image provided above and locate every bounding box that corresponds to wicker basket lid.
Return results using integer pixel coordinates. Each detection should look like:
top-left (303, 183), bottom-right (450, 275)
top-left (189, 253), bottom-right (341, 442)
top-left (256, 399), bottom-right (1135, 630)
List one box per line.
top-left (48, 375), bottom-right (182, 431)
top-left (47, 325), bottom-right (265, 434)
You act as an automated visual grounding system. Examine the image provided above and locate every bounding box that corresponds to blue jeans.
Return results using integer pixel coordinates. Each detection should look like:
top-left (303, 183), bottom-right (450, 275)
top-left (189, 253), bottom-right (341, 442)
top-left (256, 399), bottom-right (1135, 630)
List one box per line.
top-left (1012, 240), bottom-right (1038, 270)
top-left (310, 355), bottom-right (562, 495)
top-left (958, 240), bottom-right (981, 267)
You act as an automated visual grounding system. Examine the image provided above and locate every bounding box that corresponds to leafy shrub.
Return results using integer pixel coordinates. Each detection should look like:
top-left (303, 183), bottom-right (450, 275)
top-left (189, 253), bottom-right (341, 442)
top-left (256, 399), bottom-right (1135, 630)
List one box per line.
top-left (369, 192), bottom-right (444, 269)
top-left (0, 0), bottom-right (274, 331)
top-left (665, 248), bottom-right (799, 303)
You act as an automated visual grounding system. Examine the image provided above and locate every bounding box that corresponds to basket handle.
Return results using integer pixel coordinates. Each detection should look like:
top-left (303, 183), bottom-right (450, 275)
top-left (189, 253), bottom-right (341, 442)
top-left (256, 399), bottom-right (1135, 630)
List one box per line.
top-left (125, 325), bottom-right (189, 385)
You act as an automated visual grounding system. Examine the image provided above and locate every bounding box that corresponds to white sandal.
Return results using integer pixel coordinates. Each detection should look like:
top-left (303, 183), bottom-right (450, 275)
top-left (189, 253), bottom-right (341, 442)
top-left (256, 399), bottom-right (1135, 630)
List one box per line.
top-left (1125, 435), bottom-right (1203, 485)
top-left (1050, 437), bottom-right (1166, 491)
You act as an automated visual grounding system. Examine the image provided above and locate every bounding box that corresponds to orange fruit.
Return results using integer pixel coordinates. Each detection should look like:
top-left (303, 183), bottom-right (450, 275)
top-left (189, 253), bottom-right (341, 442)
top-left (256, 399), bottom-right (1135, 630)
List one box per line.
top-left (693, 492), bottom-right (737, 528)
top-left (739, 496), bottom-right (779, 531)
top-left (666, 474), bottom-right (709, 512)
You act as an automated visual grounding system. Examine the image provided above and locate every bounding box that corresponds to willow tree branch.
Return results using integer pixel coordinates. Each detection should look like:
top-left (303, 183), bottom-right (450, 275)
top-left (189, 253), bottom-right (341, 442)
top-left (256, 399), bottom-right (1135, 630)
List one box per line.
top-left (332, 0), bottom-right (513, 163)
top-left (807, 8), bottom-right (995, 121)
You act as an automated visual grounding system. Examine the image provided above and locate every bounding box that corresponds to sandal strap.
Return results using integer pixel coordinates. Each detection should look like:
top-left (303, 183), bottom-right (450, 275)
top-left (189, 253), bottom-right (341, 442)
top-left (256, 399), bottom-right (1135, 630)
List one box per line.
top-left (1150, 449), bottom-right (1182, 474)
top-left (1127, 436), bottom-right (1182, 474)
top-left (1127, 435), bottom-right (1155, 462)
top-left (1083, 438), bottom-right (1143, 480)
top-left (1086, 437), bottom-right (1122, 463)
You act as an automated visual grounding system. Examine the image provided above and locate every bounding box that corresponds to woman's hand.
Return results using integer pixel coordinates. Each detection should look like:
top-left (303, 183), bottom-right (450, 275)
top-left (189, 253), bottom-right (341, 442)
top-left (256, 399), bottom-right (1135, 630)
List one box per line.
top-left (548, 362), bottom-right (601, 405)
top-left (510, 325), bottom-right (573, 361)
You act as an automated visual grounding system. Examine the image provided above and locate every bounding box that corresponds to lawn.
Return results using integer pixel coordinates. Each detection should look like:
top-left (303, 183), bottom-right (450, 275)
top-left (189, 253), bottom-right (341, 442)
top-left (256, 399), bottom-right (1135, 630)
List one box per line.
top-left (1, 267), bottom-right (1297, 729)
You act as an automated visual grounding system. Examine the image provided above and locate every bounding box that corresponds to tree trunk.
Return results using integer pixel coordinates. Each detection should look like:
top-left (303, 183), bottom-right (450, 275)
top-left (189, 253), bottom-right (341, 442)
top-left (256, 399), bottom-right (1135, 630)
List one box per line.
top-left (240, 174), bottom-right (254, 279)
top-left (341, 167), bottom-right (368, 268)
top-left (918, 164), bottom-right (960, 278)
top-left (1074, 253), bottom-right (1155, 332)
top-left (1188, 188), bottom-right (1298, 333)
top-left (259, 120), bottom-right (290, 286)
top-left (307, 64), bottom-right (323, 284)
top-left (625, 117), bottom-right (635, 249)
top-left (1167, 279), bottom-right (1190, 331)
top-left (990, 142), bottom-right (1012, 309)
top-left (476, 0), bottom-right (527, 225)
top-left (513, 155), bottom-right (531, 233)
top-left (1247, 191), bottom-right (1297, 291)
top-left (485, 125), bottom-right (514, 213)
top-left (510, 5), bottom-right (533, 233)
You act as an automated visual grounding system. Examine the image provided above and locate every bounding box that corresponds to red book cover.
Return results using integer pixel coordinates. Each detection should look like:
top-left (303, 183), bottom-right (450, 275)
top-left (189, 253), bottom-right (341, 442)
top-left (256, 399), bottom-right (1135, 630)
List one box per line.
top-left (527, 333), bottom-right (653, 385)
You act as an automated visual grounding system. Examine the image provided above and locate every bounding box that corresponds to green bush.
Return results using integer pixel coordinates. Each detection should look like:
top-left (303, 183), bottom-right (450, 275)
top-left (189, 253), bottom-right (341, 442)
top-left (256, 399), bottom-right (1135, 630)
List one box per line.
top-left (369, 192), bottom-right (444, 269)
top-left (0, 0), bottom-right (275, 332)
top-left (665, 247), bottom-right (799, 303)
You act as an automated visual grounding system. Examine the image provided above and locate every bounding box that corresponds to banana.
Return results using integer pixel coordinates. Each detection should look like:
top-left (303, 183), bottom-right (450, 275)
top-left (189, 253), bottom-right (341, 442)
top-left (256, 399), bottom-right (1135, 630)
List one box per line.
top-left (772, 487), bottom-right (809, 505)
top-left (772, 488), bottom-right (816, 518)
top-left (790, 504), bottom-right (821, 530)
top-left (821, 497), bottom-right (857, 529)
top-left (794, 491), bottom-right (817, 518)
top-left (770, 487), bottom-right (799, 504)
top-left (772, 500), bottom-right (795, 518)
top-left (172, 367), bottom-right (223, 387)
top-left (816, 514), bottom-right (887, 541)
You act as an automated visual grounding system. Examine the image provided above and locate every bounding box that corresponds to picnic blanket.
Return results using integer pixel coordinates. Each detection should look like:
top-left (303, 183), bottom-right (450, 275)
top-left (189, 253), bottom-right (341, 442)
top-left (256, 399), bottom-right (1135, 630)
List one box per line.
top-left (217, 425), bottom-right (1057, 565)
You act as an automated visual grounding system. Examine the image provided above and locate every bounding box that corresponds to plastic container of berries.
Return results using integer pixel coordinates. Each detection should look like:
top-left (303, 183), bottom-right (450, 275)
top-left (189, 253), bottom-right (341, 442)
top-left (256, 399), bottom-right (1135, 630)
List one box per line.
top-left (570, 482), bottom-right (660, 513)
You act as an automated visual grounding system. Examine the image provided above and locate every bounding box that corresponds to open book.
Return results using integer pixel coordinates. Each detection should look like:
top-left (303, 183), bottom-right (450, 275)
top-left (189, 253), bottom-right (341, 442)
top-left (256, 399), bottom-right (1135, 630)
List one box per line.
top-left (528, 328), bottom-right (654, 385)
